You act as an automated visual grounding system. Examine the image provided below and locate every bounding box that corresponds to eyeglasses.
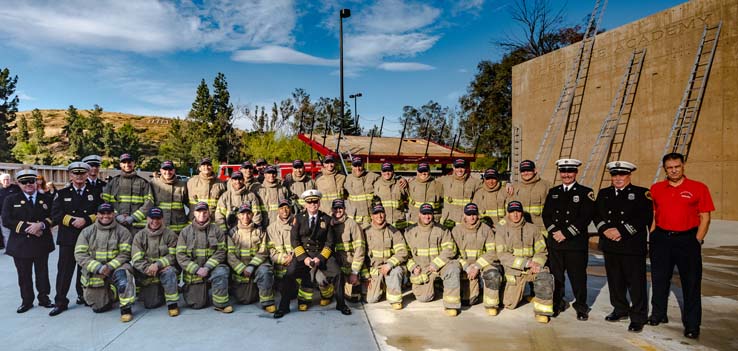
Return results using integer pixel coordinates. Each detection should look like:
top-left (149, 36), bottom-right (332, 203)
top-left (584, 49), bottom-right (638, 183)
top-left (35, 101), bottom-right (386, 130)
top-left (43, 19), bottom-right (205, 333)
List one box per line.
top-left (305, 199), bottom-right (319, 204)
top-left (19, 179), bottom-right (35, 185)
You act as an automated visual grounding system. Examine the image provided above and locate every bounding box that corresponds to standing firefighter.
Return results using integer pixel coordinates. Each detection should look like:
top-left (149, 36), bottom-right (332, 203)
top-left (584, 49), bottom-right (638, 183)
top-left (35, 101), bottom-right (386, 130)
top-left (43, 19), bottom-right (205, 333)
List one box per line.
top-left (595, 161), bottom-right (653, 333)
top-left (50, 162), bottom-right (98, 316)
top-left (176, 202), bottom-right (232, 313)
top-left (405, 203), bottom-right (462, 316)
top-left (451, 203), bottom-right (502, 316)
top-left (496, 201), bottom-right (554, 323)
top-left (274, 189), bottom-right (351, 318)
top-left (473, 168), bottom-right (509, 227)
top-left (257, 165), bottom-right (290, 227)
top-left (374, 162), bottom-right (409, 231)
top-left (512, 160), bottom-right (550, 237)
top-left (267, 199), bottom-right (295, 280)
top-left (187, 158), bottom-right (225, 218)
top-left (81, 154), bottom-right (106, 208)
top-left (151, 160), bottom-right (189, 233)
top-left (314, 155), bottom-right (346, 211)
top-left (283, 159), bottom-right (316, 211)
top-left (226, 203), bottom-right (276, 313)
top-left (542, 159), bottom-right (595, 320)
top-left (102, 153), bottom-right (154, 233)
top-left (407, 162), bottom-right (443, 225)
top-left (344, 156), bottom-right (379, 228)
top-left (131, 207), bottom-right (180, 317)
top-left (330, 199), bottom-right (367, 302)
top-left (364, 204), bottom-right (408, 309)
top-left (215, 170), bottom-right (262, 232)
top-left (439, 159), bottom-right (481, 229)
top-left (74, 203), bottom-right (136, 322)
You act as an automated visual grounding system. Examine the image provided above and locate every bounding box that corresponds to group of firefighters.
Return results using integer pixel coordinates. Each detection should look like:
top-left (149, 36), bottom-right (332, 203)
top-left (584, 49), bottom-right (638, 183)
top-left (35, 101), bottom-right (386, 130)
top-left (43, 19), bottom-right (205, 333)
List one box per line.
top-left (1, 150), bottom-right (713, 339)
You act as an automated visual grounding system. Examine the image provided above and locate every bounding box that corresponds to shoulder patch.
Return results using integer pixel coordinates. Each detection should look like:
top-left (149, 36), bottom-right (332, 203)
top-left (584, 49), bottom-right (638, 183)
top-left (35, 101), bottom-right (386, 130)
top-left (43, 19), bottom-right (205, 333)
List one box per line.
top-left (587, 191), bottom-right (595, 201)
top-left (645, 191), bottom-right (652, 201)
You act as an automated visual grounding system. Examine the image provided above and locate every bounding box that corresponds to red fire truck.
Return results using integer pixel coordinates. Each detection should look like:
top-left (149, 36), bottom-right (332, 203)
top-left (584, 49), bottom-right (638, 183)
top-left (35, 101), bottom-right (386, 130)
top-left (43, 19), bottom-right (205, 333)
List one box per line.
top-left (217, 161), bottom-right (323, 181)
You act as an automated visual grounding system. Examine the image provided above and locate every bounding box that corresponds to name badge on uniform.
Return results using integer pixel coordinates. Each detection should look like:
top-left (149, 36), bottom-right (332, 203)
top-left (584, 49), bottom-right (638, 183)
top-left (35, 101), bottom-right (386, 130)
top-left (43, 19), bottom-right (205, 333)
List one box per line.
top-left (573, 195), bottom-right (580, 203)
top-left (320, 222), bottom-right (326, 229)
top-left (64, 197), bottom-right (72, 202)
top-left (88, 195), bottom-right (94, 201)
top-left (43, 204), bottom-right (48, 210)
top-left (552, 194), bottom-right (559, 199)
top-left (14, 204), bottom-right (21, 207)
top-left (628, 193), bottom-right (635, 200)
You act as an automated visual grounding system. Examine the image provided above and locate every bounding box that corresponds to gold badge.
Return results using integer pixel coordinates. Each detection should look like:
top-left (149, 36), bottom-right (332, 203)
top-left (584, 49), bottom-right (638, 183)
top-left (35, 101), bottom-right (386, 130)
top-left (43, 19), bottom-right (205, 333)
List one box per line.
top-left (320, 222), bottom-right (326, 229)
top-left (88, 195), bottom-right (94, 201)
top-left (587, 191), bottom-right (595, 201)
top-left (645, 191), bottom-right (652, 200)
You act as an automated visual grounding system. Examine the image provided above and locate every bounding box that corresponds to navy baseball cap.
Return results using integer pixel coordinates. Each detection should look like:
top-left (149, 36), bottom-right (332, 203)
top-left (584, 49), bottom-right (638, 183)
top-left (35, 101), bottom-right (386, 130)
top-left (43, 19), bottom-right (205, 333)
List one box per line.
top-left (194, 202), bottom-right (209, 211)
top-left (381, 162), bottom-right (394, 172)
top-left (323, 155), bottom-right (335, 163)
top-left (453, 159), bottom-right (466, 168)
top-left (464, 203), bottom-right (479, 215)
top-left (265, 165), bottom-right (278, 174)
top-left (332, 199), bottom-right (346, 209)
top-left (419, 203), bottom-right (434, 215)
top-left (292, 159), bottom-right (304, 168)
top-left (237, 203), bottom-right (252, 213)
top-left (507, 201), bottom-right (524, 213)
top-left (256, 158), bottom-right (267, 166)
top-left (371, 204), bottom-right (385, 214)
top-left (147, 207), bottom-right (164, 219)
top-left (417, 162), bottom-right (430, 173)
top-left (241, 161), bottom-right (254, 169)
top-left (483, 168), bottom-right (498, 179)
top-left (119, 153), bottom-right (134, 162)
top-left (199, 158), bottom-right (212, 166)
top-left (519, 160), bottom-right (535, 172)
top-left (351, 156), bottom-right (363, 167)
top-left (160, 160), bottom-right (175, 170)
top-left (278, 198), bottom-right (291, 208)
top-left (97, 203), bottom-right (114, 213)
top-left (230, 170), bottom-right (244, 179)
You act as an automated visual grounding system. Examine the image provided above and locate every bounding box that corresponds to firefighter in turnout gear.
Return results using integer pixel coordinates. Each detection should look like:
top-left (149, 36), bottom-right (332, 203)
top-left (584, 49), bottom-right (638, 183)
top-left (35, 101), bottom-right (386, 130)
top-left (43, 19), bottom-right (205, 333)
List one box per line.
top-left (595, 161), bottom-right (653, 333)
top-left (283, 159), bottom-right (316, 211)
top-left (226, 203), bottom-right (276, 312)
top-left (274, 189), bottom-right (351, 318)
top-left (74, 203), bottom-right (136, 322)
top-left (365, 204), bottom-right (408, 309)
top-left (542, 159), bottom-right (595, 320)
top-left (131, 207), bottom-right (180, 317)
top-left (405, 203), bottom-right (462, 316)
top-left (473, 168), bottom-right (509, 227)
top-left (497, 201), bottom-right (554, 323)
top-left (344, 156), bottom-right (379, 228)
top-left (257, 165), bottom-right (290, 227)
top-left (451, 203), bottom-right (502, 316)
top-left (374, 162), bottom-right (409, 231)
top-left (102, 153), bottom-right (155, 233)
top-left (439, 159), bottom-right (481, 229)
top-left (512, 160), bottom-right (550, 237)
top-left (314, 155), bottom-right (346, 211)
top-left (330, 199), bottom-right (367, 302)
top-left (215, 171), bottom-right (263, 232)
top-left (240, 161), bottom-right (263, 194)
top-left (151, 160), bottom-right (189, 233)
top-left (187, 158), bottom-right (225, 218)
top-left (407, 162), bottom-right (443, 225)
top-left (267, 198), bottom-right (294, 280)
top-left (176, 202), bottom-right (232, 313)
top-left (49, 162), bottom-right (99, 316)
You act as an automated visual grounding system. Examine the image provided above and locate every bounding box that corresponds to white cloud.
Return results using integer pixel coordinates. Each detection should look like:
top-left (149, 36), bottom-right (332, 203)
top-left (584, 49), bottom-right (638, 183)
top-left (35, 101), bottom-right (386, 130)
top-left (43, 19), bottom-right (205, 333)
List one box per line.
top-left (458, 68), bottom-right (469, 73)
top-left (452, 0), bottom-right (485, 14)
top-left (16, 91), bottom-right (35, 101)
top-left (0, 0), bottom-right (296, 53)
top-left (346, 33), bottom-right (439, 65)
top-left (378, 62), bottom-right (435, 71)
top-left (356, 0), bottom-right (441, 34)
top-left (232, 46), bottom-right (337, 66)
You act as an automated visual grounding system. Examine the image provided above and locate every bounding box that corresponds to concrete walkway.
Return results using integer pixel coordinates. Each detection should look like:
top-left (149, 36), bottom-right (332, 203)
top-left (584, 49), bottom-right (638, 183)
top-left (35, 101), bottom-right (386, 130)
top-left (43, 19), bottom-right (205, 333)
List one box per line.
top-left (1, 220), bottom-right (737, 350)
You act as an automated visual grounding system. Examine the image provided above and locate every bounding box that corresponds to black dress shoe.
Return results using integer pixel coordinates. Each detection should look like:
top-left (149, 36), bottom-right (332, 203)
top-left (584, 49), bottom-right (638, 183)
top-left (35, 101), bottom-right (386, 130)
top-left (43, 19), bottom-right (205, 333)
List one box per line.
top-left (628, 322), bottom-right (644, 332)
top-left (76, 297), bottom-right (88, 306)
top-left (647, 315), bottom-right (668, 326)
top-left (684, 330), bottom-right (700, 339)
top-left (605, 312), bottom-right (629, 322)
top-left (49, 306), bottom-right (68, 317)
top-left (576, 311), bottom-right (588, 321)
top-left (17, 304), bottom-right (33, 313)
top-left (38, 301), bottom-right (55, 308)
top-left (337, 305), bottom-right (352, 315)
top-left (273, 309), bottom-right (288, 319)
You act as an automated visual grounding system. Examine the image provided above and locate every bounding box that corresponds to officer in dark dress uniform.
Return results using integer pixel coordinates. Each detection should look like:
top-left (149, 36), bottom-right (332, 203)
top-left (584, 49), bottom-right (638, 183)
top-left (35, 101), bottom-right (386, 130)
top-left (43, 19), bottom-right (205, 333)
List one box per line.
top-left (594, 161), bottom-right (653, 332)
top-left (274, 189), bottom-right (351, 318)
top-left (49, 162), bottom-right (100, 316)
top-left (2, 169), bottom-right (55, 313)
top-left (82, 154), bottom-right (106, 208)
top-left (542, 159), bottom-right (595, 320)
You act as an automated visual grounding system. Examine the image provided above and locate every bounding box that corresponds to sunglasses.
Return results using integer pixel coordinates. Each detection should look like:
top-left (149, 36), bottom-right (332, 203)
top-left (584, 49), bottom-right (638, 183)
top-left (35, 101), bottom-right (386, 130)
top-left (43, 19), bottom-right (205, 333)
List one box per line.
top-left (71, 171), bottom-right (87, 175)
top-left (305, 199), bottom-right (319, 204)
top-left (610, 171), bottom-right (630, 176)
top-left (19, 179), bottom-right (35, 185)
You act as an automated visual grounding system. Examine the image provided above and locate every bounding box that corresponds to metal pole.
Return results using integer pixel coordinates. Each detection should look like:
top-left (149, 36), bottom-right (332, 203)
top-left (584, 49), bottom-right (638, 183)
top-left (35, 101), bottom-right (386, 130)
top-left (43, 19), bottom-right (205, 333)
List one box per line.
top-left (298, 111), bottom-right (305, 135)
top-left (423, 118), bottom-right (432, 158)
top-left (449, 133), bottom-right (458, 157)
top-left (338, 8), bottom-right (350, 151)
top-left (378, 116), bottom-right (384, 137)
top-left (368, 129), bottom-right (375, 163)
top-left (437, 119), bottom-right (446, 144)
top-left (397, 117), bottom-right (409, 156)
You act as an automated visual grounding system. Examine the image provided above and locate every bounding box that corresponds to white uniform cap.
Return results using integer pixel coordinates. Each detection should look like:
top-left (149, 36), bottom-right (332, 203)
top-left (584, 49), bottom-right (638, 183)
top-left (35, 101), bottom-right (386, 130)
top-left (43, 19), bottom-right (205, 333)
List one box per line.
top-left (555, 158), bottom-right (582, 170)
top-left (606, 161), bottom-right (637, 173)
top-left (301, 189), bottom-right (322, 201)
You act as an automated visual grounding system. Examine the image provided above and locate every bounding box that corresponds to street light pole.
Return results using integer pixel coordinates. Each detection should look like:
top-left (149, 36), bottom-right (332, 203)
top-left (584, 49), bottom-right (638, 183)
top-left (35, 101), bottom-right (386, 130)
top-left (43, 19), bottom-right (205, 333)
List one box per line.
top-left (337, 8), bottom-right (351, 162)
top-left (349, 92), bottom-right (362, 128)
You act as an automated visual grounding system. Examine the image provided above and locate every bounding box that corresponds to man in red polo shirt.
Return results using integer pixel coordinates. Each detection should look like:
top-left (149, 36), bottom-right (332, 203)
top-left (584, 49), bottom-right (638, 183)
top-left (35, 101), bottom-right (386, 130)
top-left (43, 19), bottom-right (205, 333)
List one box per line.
top-left (649, 152), bottom-right (714, 339)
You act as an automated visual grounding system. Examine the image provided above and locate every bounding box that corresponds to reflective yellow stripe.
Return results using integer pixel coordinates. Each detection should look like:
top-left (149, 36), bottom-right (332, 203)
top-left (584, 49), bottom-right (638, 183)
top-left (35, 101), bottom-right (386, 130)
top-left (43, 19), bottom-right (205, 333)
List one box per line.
top-left (526, 205), bottom-right (543, 215)
top-left (533, 301), bottom-right (554, 314)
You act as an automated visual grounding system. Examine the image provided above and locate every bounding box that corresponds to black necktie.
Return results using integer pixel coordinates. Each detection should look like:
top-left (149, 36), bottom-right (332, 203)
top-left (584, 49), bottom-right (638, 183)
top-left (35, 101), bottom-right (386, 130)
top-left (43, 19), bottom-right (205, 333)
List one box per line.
top-left (310, 216), bottom-right (316, 229)
top-left (78, 189), bottom-right (83, 197)
top-left (29, 195), bottom-right (34, 205)
top-left (615, 189), bottom-right (620, 197)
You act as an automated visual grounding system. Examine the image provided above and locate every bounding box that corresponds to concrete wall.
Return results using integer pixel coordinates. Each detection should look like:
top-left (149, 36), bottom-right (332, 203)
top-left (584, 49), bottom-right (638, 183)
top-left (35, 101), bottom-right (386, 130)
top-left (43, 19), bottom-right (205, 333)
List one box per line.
top-left (512, 0), bottom-right (738, 220)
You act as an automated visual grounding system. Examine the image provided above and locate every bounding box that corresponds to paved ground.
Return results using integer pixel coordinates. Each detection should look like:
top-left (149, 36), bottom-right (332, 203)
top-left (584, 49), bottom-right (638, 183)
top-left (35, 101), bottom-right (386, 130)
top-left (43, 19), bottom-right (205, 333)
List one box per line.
top-left (1, 220), bottom-right (737, 351)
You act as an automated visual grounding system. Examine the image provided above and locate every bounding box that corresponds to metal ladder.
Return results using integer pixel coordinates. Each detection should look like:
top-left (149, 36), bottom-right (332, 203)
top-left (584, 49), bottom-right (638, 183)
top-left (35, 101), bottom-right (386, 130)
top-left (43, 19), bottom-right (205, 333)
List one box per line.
top-left (653, 22), bottom-right (721, 183)
top-left (511, 125), bottom-right (522, 182)
top-left (534, 0), bottom-right (607, 181)
top-left (581, 48), bottom-right (647, 189)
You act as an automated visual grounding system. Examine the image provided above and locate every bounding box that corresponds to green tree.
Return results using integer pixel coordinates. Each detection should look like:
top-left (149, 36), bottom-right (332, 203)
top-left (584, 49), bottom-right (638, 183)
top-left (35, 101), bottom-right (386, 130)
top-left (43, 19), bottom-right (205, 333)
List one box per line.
top-left (64, 105), bottom-right (88, 158)
top-left (0, 68), bottom-right (19, 161)
top-left (212, 72), bottom-right (238, 162)
top-left (17, 115), bottom-right (29, 141)
top-left (31, 108), bottom-right (45, 145)
top-left (159, 119), bottom-right (196, 169)
top-left (84, 105), bottom-right (105, 155)
top-left (101, 123), bottom-right (117, 158)
top-left (400, 101), bottom-right (455, 145)
top-left (115, 122), bottom-right (142, 161)
top-left (187, 79), bottom-right (217, 159)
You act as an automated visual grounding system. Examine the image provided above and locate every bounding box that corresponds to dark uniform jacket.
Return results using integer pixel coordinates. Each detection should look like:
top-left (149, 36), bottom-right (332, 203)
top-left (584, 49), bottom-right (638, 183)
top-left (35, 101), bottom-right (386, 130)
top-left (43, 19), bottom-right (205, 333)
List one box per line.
top-left (542, 182), bottom-right (595, 251)
top-left (0, 184), bottom-right (21, 214)
top-left (593, 185), bottom-right (653, 256)
top-left (291, 210), bottom-right (335, 265)
top-left (2, 191), bottom-right (55, 258)
top-left (86, 178), bottom-right (107, 209)
top-left (52, 185), bottom-right (99, 246)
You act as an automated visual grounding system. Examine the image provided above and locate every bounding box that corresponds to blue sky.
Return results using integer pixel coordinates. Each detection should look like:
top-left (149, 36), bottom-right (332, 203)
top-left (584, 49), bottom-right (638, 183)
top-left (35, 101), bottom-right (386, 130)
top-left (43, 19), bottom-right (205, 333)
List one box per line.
top-left (1, 0), bottom-right (684, 134)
